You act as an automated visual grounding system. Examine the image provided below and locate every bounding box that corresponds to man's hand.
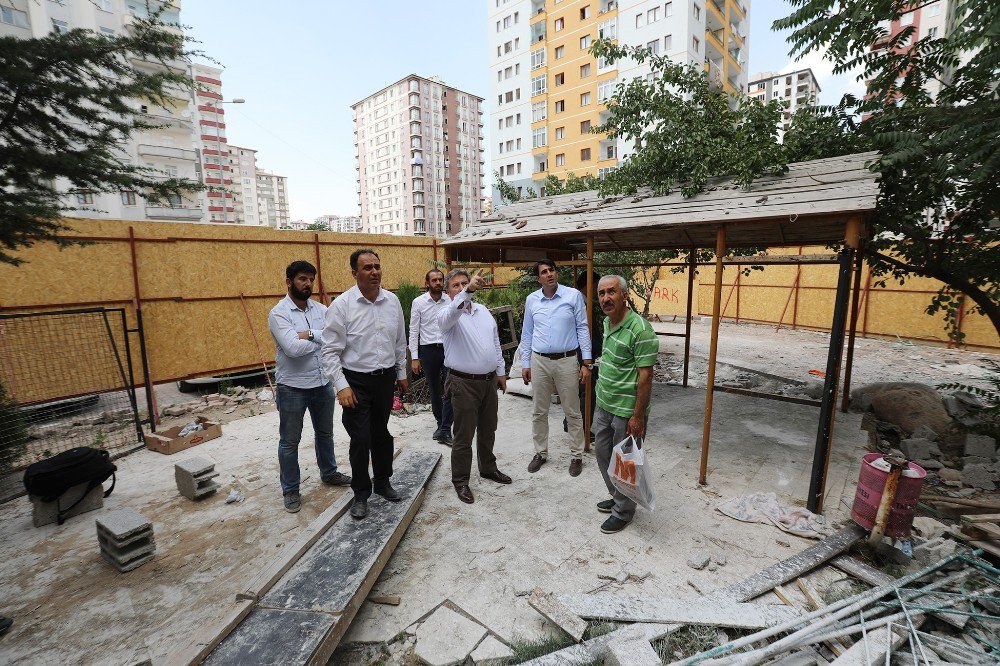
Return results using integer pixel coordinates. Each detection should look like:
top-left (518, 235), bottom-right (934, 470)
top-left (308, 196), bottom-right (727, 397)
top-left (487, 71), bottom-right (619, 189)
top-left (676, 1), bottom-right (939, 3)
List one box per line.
top-left (579, 365), bottom-right (591, 385)
top-left (337, 387), bottom-right (357, 408)
top-left (626, 414), bottom-right (646, 440)
top-left (411, 360), bottom-right (422, 375)
top-left (522, 367), bottom-right (531, 385)
top-left (466, 269), bottom-right (488, 293)
top-left (497, 375), bottom-right (507, 394)
top-left (297, 330), bottom-right (310, 340)
top-left (397, 378), bottom-right (410, 393)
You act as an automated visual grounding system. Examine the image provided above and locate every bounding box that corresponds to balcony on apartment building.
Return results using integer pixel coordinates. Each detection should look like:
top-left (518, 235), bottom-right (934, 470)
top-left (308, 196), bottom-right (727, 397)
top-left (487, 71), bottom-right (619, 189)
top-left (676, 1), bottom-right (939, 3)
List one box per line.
top-left (532, 23), bottom-right (546, 44)
top-left (138, 144), bottom-right (197, 161)
top-left (707, 0), bottom-right (726, 22)
top-left (530, 1), bottom-right (545, 22)
top-left (599, 0), bottom-right (618, 14)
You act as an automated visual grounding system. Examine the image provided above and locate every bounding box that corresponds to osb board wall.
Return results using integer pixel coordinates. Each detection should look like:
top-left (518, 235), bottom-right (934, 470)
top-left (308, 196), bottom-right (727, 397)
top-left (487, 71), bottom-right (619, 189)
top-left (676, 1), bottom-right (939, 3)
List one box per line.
top-left (0, 218), bottom-right (440, 392)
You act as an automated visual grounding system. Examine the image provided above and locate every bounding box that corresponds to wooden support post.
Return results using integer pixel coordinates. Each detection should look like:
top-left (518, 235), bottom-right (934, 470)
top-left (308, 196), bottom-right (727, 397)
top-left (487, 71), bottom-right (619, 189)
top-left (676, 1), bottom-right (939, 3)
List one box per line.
top-left (807, 216), bottom-right (861, 514)
top-left (791, 246), bottom-right (802, 330)
top-left (683, 249), bottom-right (695, 387)
top-left (584, 236), bottom-right (594, 454)
top-left (443, 247), bottom-right (453, 272)
top-left (698, 227), bottom-right (726, 486)
top-left (313, 233), bottom-right (327, 305)
top-left (840, 244), bottom-right (865, 413)
top-left (735, 270), bottom-right (741, 325)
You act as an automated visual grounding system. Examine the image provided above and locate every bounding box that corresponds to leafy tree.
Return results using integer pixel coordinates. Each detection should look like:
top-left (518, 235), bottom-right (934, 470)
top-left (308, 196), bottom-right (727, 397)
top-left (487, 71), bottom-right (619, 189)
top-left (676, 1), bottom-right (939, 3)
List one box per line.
top-left (0, 4), bottom-right (204, 266)
top-left (775, 0), bottom-right (999, 339)
top-left (305, 221), bottom-right (330, 231)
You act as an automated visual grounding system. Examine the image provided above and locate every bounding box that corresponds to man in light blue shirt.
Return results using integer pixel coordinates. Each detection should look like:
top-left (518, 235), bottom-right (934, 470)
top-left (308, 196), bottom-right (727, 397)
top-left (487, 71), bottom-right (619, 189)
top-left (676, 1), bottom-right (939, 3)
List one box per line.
top-left (521, 260), bottom-right (593, 477)
top-left (268, 260), bottom-right (350, 514)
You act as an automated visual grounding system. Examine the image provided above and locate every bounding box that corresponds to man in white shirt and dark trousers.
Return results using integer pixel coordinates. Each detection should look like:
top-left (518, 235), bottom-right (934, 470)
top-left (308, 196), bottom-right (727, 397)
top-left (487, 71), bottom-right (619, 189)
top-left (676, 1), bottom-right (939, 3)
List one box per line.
top-left (268, 260), bottom-right (351, 514)
top-left (408, 269), bottom-right (453, 445)
top-left (521, 260), bottom-right (593, 477)
top-left (438, 269), bottom-right (512, 504)
top-left (322, 249), bottom-right (409, 520)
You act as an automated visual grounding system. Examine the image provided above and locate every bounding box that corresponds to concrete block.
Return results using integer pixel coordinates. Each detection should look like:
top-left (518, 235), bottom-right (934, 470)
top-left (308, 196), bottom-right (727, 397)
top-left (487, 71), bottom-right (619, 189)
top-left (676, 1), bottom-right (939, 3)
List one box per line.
top-left (100, 547), bottom-right (155, 573)
top-left (174, 456), bottom-right (216, 476)
top-left (29, 482), bottom-right (104, 528)
top-left (414, 605), bottom-right (488, 666)
top-left (470, 635), bottom-right (515, 665)
top-left (965, 434), bottom-right (997, 460)
top-left (96, 508), bottom-right (151, 541)
top-left (961, 465), bottom-right (997, 491)
top-left (99, 533), bottom-right (155, 561)
top-left (604, 638), bottom-right (661, 666)
top-left (901, 438), bottom-right (941, 461)
top-left (175, 457), bottom-right (221, 500)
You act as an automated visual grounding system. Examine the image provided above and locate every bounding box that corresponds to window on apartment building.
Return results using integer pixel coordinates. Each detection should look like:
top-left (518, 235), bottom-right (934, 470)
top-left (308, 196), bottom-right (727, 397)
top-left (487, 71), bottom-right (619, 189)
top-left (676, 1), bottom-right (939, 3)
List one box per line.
top-left (648, 7), bottom-right (660, 22)
top-left (647, 39), bottom-right (660, 54)
top-left (665, 2), bottom-right (673, 17)
top-left (927, 26), bottom-right (939, 39)
top-left (505, 91), bottom-right (514, 102)
top-left (555, 153), bottom-right (566, 166)
top-left (497, 46), bottom-right (502, 57)
top-left (516, 112), bottom-right (522, 124)
top-left (506, 165), bottom-right (514, 175)
top-left (555, 45), bottom-right (565, 59)
top-left (693, 4), bottom-right (701, 20)
top-left (120, 191), bottom-right (137, 206)
top-left (555, 126), bottom-right (565, 139)
top-left (598, 78), bottom-right (616, 101)
top-left (555, 72), bottom-right (565, 86)
top-left (580, 119), bottom-right (592, 133)
top-left (636, 13), bottom-right (644, 28)
top-left (504, 15), bottom-right (512, 28)
top-left (606, 144), bottom-right (615, 159)
top-left (580, 5), bottom-right (591, 19)
top-left (514, 11), bottom-right (519, 22)
top-left (926, 1), bottom-right (941, 16)
top-left (757, 82), bottom-right (765, 90)
top-left (498, 94), bottom-right (504, 105)
top-left (531, 48), bottom-right (546, 69)
top-left (506, 116), bottom-right (514, 127)
top-left (505, 140), bottom-right (514, 151)
top-left (499, 119), bottom-right (504, 130)
top-left (772, 91), bottom-right (779, 98)
top-left (516, 63), bottom-right (521, 74)
top-left (51, 19), bottom-right (70, 34)
top-left (532, 100), bottom-right (547, 121)
top-left (555, 99), bottom-right (565, 112)
top-left (598, 18), bottom-right (616, 39)
top-left (516, 138), bottom-right (522, 149)
top-left (504, 40), bottom-right (513, 53)
top-left (555, 17), bottom-right (565, 31)
top-left (517, 162), bottom-right (523, 174)
top-left (505, 66), bottom-right (513, 78)
top-left (580, 92), bottom-right (591, 105)
top-left (664, 34), bottom-right (672, 50)
top-left (496, 20), bottom-right (502, 32)
top-left (580, 34), bottom-right (592, 49)
top-left (498, 142), bottom-right (504, 154)
top-left (516, 88), bottom-right (521, 99)
top-left (580, 63), bottom-right (591, 77)
top-left (532, 127), bottom-right (547, 147)
top-left (900, 11), bottom-right (914, 25)
top-left (581, 148), bottom-right (592, 161)
top-left (99, 26), bottom-right (115, 36)
top-left (531, 74), bottom-right (547, 95)
top-left (515, 37), bottom-right (520, 48)
top-left (692, 36), bottom-right (700, 51)
top-left (0, 6), bottom-right (29, 27)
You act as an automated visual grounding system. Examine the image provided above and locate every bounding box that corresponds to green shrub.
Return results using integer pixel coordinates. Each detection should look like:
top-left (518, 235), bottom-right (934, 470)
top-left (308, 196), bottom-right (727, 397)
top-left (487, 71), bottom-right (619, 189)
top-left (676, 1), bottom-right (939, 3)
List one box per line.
top-left (0, 380), bottom-right (29, 473)
top-left (394, 280), bottom-right (423, 332)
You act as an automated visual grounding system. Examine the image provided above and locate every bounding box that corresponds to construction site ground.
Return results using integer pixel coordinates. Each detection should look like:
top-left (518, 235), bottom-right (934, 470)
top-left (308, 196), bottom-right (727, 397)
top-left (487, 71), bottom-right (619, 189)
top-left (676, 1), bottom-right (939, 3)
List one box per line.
top-left (0, 319), bottom-right (994, 665)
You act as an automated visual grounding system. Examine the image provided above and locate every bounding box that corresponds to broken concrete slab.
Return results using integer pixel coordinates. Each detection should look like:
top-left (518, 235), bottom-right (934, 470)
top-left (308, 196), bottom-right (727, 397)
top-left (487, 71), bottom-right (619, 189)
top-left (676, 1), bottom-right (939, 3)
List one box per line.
top-left (965, 434), bottom-right (997, 459)
top-left (604, 637), bottom-right (661, 666)
top-left (174, 456), bottom-right (216, 476)
top-left (901, 438), bottom-right (941, 461)
top-left (961, 464), bottom-right (997, 490)
top-left (413, 605), bottom-right (488, 666)
top-left (521, 624), bottom-right (675, 666)
top-left (555, 594), bottom-right (801, 630)
top-left (910, 424), bottom-right (940, 441)
top-left (528, 588), bottom-right (587, 643)
top-left (29, 482), bottom-right (104, 528)
top-left (470, 635), bottom-right (515, 666)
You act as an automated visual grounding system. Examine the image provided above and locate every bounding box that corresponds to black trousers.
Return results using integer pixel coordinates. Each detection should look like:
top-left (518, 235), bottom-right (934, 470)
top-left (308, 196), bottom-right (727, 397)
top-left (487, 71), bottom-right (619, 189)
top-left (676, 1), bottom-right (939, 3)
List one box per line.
top-left (419, 343), bottom-right (453, 432)
top-left (342, 369), bottom-right (396, 500)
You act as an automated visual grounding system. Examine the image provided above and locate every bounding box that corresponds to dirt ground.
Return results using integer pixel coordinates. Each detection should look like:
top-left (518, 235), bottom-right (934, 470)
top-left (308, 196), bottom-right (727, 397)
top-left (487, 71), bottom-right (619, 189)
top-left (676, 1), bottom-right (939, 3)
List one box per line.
top-left (0, 320), bottom-right (994, 665)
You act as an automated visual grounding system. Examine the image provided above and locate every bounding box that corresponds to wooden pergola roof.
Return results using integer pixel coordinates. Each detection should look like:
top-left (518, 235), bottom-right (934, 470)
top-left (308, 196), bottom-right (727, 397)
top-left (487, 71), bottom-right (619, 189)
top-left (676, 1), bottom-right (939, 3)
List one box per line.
top-left (443, 152), bottom-right (879, 261)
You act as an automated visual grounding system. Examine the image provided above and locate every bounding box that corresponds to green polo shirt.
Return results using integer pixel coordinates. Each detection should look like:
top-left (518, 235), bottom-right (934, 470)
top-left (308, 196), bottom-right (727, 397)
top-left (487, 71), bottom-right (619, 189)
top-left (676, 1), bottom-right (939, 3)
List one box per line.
top-left (595, 310), bottom-right (659, 418)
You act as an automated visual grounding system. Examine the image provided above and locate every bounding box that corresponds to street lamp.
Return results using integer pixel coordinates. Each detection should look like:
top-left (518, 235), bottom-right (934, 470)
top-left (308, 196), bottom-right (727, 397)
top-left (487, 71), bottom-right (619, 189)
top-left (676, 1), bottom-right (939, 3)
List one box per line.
top-left (208, 98), bottom-right (244, 224)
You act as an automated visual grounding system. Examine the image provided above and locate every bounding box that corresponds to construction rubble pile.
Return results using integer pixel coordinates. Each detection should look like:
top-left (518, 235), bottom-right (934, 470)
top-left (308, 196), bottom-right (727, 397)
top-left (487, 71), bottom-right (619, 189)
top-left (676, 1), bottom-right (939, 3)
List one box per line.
top-left (160, 386), bottom-right (264, 418)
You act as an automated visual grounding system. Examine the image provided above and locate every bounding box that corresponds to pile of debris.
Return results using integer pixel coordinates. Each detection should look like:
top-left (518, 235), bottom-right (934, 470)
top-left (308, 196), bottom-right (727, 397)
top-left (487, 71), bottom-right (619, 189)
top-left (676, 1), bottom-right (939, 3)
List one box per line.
top-left (160, 386), bottom-right (262, 418)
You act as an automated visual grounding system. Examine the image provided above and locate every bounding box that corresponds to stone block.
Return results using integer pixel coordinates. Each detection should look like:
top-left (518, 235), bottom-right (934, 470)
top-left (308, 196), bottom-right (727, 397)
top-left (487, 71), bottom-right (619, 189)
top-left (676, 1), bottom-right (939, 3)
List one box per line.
top-left (686, 550), bottom-right (711, 570)
top-left (916, 459), bottom-right (943, 470)
top-left (961, 465), bottom-right (996, 491)
top-left (29, 482), bottom-right (104, 528)
top-left (604, 638), bottom-right (662, 666)
top-left (100, 547), bottom-right (155, 573)
top-left (965, 434), bottom-right (997, 460)
top-left (901, 438), bottom-right (941, 461)
top-left (96, 507), bottom-right (155, 572)
top-left (161, 405), bottom-right (189, 417)
top-left (98, 533), bottom-right (155, 561)
top-left (911, 424), bottom-right (940, 441)
top-left (414, 605), bottom-right (488, 666)
top-left (175, 457), bottom-right (221, 500)
top-left (174, 456), bottom-right (216, 476)
top-left (963, 455), bottom-right (991, 468)
top-left (470, 635), bottom-right (515, 665)
top-left (96, 508), bottom-right (151, 541)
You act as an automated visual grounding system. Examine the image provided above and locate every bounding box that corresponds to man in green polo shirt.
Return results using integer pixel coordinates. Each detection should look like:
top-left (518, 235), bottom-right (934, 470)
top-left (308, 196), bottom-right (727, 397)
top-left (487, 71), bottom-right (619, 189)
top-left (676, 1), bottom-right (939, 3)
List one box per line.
top-left (593, 275), bottom-right (659, 533)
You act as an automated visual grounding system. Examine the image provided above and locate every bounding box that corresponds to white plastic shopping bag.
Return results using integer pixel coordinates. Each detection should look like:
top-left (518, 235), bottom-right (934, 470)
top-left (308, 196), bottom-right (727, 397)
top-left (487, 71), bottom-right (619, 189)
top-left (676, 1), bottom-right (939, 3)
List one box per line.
top-left (607, 435), bottom-right (655, 511)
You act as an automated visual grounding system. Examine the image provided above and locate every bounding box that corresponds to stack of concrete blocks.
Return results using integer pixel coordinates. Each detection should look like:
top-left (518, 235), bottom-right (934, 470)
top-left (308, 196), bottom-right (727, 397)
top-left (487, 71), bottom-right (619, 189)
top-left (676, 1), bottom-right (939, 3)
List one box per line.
top-left (29, 482), bottom-right (104, 528)
top-left (174, 456), bottom-right (221, 500)
top-left (96, 508), bottom-right (155, 572)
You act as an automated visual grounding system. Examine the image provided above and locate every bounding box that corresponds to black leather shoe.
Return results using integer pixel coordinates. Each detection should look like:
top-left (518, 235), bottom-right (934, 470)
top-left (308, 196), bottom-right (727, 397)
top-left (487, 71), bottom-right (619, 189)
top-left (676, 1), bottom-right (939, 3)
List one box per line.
top-left (321, 471), bottom-right (352, 486)
top-left (597, 499), bottom-right (615, 513)
top-left (569, 458), bottom-right (583, 477)
top-left (482, 470), bottom-right (512, 484)
top-left (350, 499), bottom-right (368, 520)
top-left (375, 484), bottom-right (402, 502)
top-left (600, 515), bottom-right (629, 534)
top-left (527, 454), bottom-right (546, 473)
top-left (455, 484), bottom-right (474, 504)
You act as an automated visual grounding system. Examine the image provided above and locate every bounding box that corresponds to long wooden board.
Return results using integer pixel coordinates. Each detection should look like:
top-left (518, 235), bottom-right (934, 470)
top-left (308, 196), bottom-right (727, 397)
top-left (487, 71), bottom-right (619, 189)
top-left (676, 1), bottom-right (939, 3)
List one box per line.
top-left (197, 450), bottom-right (441, 666)
top-left (554, 595), bottom-right (801, 630)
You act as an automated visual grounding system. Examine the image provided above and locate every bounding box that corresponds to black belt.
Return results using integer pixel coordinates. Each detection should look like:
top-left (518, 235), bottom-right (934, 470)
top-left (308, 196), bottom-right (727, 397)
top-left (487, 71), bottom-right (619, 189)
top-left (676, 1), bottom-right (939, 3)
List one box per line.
top-left (420, 343), bottom-right (444, 349)
top-left (448, 369), bottom-right (496, 381)
top-left (344, 367), bottom-right (395, 377)
top-left (533, 349), bottom-right (579, 360)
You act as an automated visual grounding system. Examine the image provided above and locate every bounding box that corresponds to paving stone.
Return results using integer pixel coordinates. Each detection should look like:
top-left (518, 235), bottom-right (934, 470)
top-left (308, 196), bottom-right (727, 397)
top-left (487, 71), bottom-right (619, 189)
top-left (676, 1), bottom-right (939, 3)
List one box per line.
top-left (604, 638), bottom-right (662, 666)
top-left (95, 508), bottom-right (151, 541)
top-left (965, 434), bottom-right (997, 460)
top-left (414, 605), bottom-right (488, 666)
top-left (901, 438), bottom-right (941, 461)
top-left (686, 550), bottom-right (711, 570)
top-left (961, 465), bottom-right (996, 491)
top-left (470, 635), bottom-right (515, 665)
top-left (29, 482), bottom-right (104, 528)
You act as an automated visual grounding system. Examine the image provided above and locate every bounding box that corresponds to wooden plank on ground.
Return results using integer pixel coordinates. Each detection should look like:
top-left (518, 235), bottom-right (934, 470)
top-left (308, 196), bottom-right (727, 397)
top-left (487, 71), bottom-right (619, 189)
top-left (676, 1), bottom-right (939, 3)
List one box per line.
top-left (830, 620), bottom-right (920, 665)
top-left (965, 521), bottom-right (1000, 540)
top-left (198, 450), bottom-right (440, 666)
top-left (706, 525), bottom-right (866, 604)
top-left (162, 599), bottom-right (255, 666)
top-left (962, 513), bottom-right (1000, 523)
top-left (367, 594), bottom-right (401, 606)
top-left (529, 589), bottom-right (588, 642)
top-left (795, 580), bottom-right (849, 656)
top-left (554, 594), bottom-right (800, 630)
top-left (830, 555), bottom-right (893, 587)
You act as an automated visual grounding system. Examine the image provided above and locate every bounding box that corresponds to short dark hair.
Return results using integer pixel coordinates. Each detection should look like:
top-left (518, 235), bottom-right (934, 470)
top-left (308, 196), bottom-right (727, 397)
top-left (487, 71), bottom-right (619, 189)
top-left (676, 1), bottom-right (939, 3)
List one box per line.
top-left (286, 260), bottom-right (317, 281)
top-left (350, 248), bottom-right (380, 271)
top-left (576, 270), bottom-right (601, 292)
top-left (534, 259), bottom-right (558, 276)
top-left (425, 268), bottom-right (445, 283)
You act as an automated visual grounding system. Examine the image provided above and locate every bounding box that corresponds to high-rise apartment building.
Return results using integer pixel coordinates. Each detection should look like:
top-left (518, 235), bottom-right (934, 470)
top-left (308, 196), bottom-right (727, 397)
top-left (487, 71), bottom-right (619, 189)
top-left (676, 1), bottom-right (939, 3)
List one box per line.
top-left (256, 170), bottom-right (290, 229)
top-left (747, 68), bottom-right (820, 135)
top-left (870, 0), bottom-right (958, 102)
top-left (192, 63), bottom-right (237, 224)
top-left (489, 0), bottom-right (750, 199)
top-left (353, 75), bottom-right (485, 237)
top-left (313, 215), bottom-right (363, 233)
top-left (224, 145), bottom-right (261, 225)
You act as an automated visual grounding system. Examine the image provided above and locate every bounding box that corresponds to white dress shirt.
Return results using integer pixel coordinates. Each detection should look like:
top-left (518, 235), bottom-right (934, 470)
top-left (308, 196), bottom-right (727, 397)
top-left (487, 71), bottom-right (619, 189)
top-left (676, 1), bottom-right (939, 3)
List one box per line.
top-left (268, 295), bottom-right (328, 389)
top-left (322, 285), bottom-right (407, 392)
top-left (437, 289), bottom-right (505, 377)
top-left (408, 291), bottom-right (449, 359)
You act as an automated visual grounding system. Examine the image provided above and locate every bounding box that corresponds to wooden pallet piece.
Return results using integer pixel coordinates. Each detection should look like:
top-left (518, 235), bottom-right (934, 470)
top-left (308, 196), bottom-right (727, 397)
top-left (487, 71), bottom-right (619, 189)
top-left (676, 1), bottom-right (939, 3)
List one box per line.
top-left (529, 589), bottom-right (588, 642)
top-left (555, 594), bottom-right (801, 630)
top-left (187, 450), bottom-right (440, 666)
top-left (830, 619), bottom-right (923, 665)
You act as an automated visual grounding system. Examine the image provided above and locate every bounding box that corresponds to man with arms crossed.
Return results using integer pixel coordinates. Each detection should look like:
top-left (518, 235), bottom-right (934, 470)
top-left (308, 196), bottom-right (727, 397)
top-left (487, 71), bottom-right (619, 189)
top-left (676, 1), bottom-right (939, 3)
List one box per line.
top-left (592, 275), bottom-right (658, 534)
top-left (438, 269), bottom-right (511, 504)
top-left (522, 260), bottom-right (592, 476)
top-left (409, 269), bottom-right (453, 445)
top-left (322, 249), bottom-right (408, 520)
top-left (268, 260), bottom-right (351, 514)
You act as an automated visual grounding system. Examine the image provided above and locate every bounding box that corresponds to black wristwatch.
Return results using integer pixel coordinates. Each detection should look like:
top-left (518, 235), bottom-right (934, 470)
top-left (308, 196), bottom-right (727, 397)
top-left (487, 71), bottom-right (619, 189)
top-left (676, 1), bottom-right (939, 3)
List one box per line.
top-left (307, 330), bottom-right (315, 341)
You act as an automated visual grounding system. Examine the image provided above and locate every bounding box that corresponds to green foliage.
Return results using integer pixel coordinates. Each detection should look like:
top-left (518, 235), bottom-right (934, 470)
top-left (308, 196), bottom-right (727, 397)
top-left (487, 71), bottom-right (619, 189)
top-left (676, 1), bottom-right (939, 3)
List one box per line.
top-left (774, 0), bottom-right (1000, 339)
top-left (542, 172), bottom-right (601, 196)
top-left (0, 380), bottom-right (28, 473)
top-left (394, 280), bottom-right (422, 331)
top-left (494, 170), bottom-right (523, 204)
top-left (782, 103), bottom-right (871, 163)
top-left (305, 221), bottom-right (330, 231)
top-left (0, 3), bottom-right (205, 266)
top-left (939, 361), bottom-right (1000, 440)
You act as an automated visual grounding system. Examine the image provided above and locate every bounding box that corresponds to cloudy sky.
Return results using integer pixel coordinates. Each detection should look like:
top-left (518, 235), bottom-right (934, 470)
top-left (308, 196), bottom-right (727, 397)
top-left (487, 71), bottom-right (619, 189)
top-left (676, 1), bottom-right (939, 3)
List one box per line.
top-left (183, 1), bottom-right (865, 223)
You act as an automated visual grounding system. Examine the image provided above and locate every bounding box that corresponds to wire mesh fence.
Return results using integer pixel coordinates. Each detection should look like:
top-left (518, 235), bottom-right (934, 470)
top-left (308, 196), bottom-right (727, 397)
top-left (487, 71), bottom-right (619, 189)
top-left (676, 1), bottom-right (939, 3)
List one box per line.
top-left (0, 308), bottom-right (143, 501)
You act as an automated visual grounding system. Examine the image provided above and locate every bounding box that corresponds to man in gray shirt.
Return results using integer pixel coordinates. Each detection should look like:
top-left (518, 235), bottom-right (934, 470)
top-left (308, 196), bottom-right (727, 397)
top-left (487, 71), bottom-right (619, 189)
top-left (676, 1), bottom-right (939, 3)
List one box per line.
top-left (268, 260), bottom-right (351, 514)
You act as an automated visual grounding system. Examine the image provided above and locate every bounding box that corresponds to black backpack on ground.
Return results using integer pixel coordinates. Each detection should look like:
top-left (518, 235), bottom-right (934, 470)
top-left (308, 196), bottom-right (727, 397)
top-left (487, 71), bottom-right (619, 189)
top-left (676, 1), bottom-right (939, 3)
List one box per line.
top-left (23, 447), bottom-right (116, 524)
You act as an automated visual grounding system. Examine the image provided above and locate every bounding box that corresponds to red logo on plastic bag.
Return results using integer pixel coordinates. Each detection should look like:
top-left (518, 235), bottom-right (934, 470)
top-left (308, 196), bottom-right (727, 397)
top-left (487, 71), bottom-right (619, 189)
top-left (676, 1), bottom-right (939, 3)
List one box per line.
top-left (613, 452), bottom-right (636, 485)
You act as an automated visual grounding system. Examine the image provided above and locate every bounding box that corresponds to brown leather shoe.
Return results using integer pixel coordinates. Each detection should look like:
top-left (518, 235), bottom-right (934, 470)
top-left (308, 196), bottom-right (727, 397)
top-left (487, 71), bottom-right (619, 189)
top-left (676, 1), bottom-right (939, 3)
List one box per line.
top-left (455, 484), bottom-right (475, 504)
top-left (569, 458), bottom-right (583, 477)
top-left (482, 470), bottom-right (512, 484)
top-left (527, 454), bottom-right (546, 473)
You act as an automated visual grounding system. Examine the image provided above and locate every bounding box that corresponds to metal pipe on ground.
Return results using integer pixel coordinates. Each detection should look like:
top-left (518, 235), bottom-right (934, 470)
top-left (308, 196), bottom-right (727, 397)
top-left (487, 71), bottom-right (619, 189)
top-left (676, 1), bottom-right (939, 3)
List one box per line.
top-left (868, 455), bottom-right (906, 547)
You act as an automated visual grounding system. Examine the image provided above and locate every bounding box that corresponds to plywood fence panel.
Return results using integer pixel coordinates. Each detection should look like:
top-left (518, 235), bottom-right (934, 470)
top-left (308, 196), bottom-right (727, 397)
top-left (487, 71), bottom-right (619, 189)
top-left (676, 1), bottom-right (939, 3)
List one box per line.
top-left (865, 289), bottom-right (953, 343)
